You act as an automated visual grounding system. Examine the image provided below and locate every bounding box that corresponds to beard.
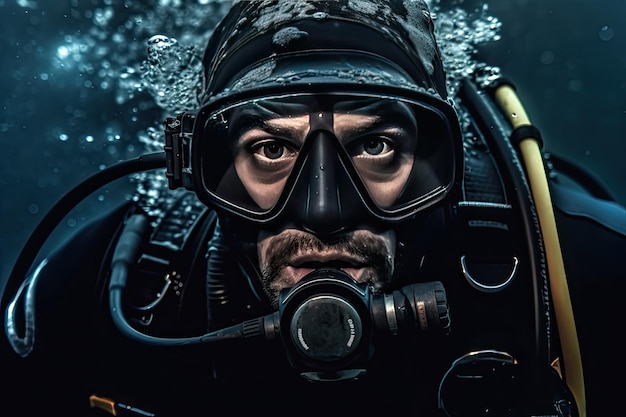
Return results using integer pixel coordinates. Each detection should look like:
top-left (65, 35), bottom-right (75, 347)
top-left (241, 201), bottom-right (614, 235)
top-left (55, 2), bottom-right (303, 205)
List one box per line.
top-left (259, 229), bottom-right (395, 308)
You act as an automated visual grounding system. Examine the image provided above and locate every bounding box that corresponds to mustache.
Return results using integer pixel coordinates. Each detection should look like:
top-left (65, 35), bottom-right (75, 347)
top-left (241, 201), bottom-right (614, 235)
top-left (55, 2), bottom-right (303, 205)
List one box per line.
top-left (261, 231), bottom-right (394, 289)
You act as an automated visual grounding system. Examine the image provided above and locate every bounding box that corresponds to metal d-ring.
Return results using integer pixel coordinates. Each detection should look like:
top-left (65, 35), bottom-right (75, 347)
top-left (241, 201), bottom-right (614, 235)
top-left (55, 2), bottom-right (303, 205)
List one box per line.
top-left (460, 255), bottom-right (519, 293)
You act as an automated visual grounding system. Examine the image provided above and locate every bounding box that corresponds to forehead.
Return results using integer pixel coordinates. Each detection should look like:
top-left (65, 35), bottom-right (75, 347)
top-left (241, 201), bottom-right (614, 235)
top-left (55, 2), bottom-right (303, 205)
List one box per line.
top-left (263, 112), bottom-right (379, 129)
top-left (221, 94), bottom-right (422, 143)
top-left (232, 95), bottom-right (416, 127)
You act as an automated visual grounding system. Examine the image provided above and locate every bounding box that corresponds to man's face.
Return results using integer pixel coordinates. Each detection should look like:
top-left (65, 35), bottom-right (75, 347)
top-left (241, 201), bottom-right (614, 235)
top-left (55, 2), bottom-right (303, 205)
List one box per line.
top-left (223, 96), bottom-right (420, 307)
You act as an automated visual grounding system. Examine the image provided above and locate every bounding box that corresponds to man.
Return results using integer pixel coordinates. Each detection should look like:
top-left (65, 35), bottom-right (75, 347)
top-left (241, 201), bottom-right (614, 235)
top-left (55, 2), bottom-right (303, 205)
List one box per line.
top-left (2, 1), bottom-right (625, 416)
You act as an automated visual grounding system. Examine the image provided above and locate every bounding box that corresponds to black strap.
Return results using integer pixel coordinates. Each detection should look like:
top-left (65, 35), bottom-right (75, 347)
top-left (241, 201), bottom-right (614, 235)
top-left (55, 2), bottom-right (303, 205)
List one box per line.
top-left (479, 76), bottom-right (544, 150)
top-left (510, 124), bottom-right (543, 150)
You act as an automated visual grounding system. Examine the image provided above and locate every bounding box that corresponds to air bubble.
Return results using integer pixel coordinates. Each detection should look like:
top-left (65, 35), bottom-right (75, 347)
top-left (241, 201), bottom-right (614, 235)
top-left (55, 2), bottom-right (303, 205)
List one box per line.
top-left (27, 204), bottom-right (40, 215)
top-left (540, 50), bottom-right (555, 65)
top-left (599, 25), bottom-right (614, 41)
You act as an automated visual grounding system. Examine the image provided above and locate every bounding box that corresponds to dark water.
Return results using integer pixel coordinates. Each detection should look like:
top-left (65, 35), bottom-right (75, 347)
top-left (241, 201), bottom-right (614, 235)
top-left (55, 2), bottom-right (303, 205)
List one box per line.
top-left (1, 0), bottom-right (625, 295)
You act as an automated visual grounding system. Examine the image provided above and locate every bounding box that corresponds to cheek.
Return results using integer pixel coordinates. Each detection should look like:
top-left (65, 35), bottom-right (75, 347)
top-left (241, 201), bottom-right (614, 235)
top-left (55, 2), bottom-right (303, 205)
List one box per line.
top-left (359, 157), bottom-right (415, 208)
top-left (364, 174), bottom-right (408, 207)
top-left (234, 163), bottom-right (289, 210)
top-left (245, 179), bottom-right (285, 210)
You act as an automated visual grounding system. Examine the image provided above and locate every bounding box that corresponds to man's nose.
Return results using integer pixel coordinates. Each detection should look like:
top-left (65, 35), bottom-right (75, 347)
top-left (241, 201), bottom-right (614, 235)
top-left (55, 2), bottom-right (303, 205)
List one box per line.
top-left (287, 130), bottom-right (362, 236)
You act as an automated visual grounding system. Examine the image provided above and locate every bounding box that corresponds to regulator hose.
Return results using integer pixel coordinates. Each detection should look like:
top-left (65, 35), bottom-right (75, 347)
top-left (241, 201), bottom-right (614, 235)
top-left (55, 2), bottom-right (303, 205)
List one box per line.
top-left (493, 83), bottom-right (586, 417)
top-left (2, 152), bottom-right (166, 312)
top-left (108, 213), bottom-right (279, 346)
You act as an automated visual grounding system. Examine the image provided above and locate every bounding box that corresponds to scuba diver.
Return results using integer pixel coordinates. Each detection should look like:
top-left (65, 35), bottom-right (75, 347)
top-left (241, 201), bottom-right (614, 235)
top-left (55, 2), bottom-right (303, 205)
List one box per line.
top-left (2, 1), bottom-right (625, 416)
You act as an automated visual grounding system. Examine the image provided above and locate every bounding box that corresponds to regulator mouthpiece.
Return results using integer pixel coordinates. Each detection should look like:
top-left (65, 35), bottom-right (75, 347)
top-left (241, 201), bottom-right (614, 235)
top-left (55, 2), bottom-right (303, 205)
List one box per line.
top-left (277, 268), bottom-right (450, 382)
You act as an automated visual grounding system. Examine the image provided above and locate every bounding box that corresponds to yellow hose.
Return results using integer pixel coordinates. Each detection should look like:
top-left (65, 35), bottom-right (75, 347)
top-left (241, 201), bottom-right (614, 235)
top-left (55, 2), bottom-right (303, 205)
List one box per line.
top-left (493, 84), bottom-right (586, 417)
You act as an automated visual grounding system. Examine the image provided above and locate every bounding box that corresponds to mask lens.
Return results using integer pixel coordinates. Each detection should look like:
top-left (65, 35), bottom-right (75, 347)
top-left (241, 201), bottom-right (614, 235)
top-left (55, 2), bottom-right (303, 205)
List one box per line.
top-left (197, 92), bottom-right (457, 220)
top-left (204, 97), bottom-right (310, 212)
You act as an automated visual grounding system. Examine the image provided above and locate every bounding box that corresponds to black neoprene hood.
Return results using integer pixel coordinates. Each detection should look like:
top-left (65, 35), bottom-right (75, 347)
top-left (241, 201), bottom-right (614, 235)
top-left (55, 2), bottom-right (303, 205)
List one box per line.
top-left (200, 0), bottom-right (449, 103)
top-left (186, 0), bottom-right (464, 230)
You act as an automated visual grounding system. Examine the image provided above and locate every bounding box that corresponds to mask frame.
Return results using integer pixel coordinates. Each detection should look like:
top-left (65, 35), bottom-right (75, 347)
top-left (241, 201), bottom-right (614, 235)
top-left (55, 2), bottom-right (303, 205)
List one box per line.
top-left (164, 83), bottom-right (464, 226)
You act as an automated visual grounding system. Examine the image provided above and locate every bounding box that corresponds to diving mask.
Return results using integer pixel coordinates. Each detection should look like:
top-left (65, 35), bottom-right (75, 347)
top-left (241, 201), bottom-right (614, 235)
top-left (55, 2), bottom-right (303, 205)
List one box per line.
top-left (165, 85), bottom-right (462, 227)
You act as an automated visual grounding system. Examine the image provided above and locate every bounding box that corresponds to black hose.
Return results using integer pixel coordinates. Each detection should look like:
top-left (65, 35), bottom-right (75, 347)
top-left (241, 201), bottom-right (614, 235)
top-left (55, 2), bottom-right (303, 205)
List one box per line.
top-left (108, 213), bottom-right (277, 346)
top-left (2, 152), bottom-right (166, 311)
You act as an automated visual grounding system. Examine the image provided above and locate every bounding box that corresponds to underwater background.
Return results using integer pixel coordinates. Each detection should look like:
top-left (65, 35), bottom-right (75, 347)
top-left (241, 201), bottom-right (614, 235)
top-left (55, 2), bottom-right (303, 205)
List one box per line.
top-left (1, 0), bottom-right (625, 294)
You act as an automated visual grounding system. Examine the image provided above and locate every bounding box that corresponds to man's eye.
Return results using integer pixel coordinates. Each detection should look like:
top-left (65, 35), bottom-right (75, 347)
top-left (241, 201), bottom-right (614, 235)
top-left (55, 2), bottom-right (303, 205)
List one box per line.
top-left (249, 139), bottom-right (297, 161)
top-left (358, 137), bottom-right (394, 156)
top-left (362, 138), bottom-right (390, 155)
top-left (259, 142), bottom-right (284, 159)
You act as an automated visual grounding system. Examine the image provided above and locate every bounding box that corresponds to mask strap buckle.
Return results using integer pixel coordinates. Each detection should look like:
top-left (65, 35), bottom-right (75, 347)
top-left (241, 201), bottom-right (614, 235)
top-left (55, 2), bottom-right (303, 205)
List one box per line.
top-left (164, 113), bottom-right (195, 190)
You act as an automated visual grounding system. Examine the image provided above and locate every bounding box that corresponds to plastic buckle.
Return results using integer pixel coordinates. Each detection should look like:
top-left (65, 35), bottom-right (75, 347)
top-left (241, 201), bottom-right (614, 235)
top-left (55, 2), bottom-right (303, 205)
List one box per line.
top-left (164, 113), bottom-right (194, 190)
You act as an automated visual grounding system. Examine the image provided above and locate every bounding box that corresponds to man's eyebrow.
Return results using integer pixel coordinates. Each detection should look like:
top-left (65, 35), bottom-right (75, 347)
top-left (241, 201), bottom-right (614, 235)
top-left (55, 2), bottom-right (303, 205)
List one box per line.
top-left (229, 107), bottom-right (308, 142)
top-left (228, 107), bottom-right (273, 141)
top-left (264, 117), bottom-right (310, 138)
top-left (334, 113), bottom-right (380, 134)
top-left (339, 99), bottom-right (415, 119)
top-left (335, 103), bottom-right (417, 133)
